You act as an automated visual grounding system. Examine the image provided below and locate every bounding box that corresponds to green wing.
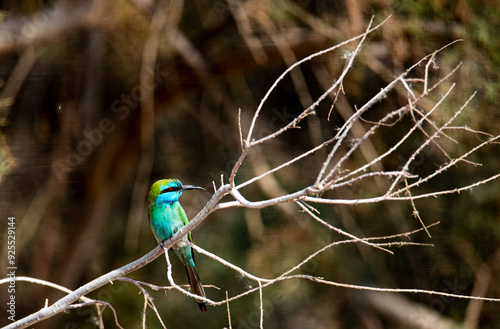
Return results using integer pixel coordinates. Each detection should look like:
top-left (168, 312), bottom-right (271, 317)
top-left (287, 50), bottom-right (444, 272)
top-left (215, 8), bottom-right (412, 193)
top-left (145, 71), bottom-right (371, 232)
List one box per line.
top-left (176, 204), bottom-right (195, 263)
top-left (176, 203), bottom-right (193, 243)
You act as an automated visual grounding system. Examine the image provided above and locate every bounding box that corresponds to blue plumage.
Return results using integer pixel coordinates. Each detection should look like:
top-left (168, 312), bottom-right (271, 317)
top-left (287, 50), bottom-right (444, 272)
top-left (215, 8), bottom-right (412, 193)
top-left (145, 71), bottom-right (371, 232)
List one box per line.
top-left (148, 179), bottom-right (207, 312)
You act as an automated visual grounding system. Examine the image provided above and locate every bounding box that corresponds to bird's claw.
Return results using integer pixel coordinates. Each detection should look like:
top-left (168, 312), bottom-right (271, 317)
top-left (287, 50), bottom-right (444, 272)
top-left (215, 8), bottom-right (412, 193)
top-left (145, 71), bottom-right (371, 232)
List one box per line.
top-left (160, 240), bottom-right (168, 250)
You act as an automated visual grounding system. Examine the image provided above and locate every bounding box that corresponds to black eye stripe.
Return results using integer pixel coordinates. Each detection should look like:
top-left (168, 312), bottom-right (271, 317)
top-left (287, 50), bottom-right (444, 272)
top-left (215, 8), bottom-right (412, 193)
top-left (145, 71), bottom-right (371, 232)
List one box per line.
top-left (160, 186), bottom-right (180, 194)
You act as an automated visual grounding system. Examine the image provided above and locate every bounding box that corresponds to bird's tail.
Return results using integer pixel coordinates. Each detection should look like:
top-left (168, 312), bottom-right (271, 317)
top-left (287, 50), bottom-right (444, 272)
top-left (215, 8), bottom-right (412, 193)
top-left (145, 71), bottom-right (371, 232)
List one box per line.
top-left (185, 265), bottom-right (207, 312)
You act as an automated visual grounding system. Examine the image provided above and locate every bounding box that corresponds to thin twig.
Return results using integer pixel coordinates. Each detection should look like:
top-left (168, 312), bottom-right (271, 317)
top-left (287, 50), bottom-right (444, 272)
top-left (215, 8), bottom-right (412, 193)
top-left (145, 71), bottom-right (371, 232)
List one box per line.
top-left (118, 277), bottom-right (167, 329)
top-left (296, 201), bottom-right (394, 254)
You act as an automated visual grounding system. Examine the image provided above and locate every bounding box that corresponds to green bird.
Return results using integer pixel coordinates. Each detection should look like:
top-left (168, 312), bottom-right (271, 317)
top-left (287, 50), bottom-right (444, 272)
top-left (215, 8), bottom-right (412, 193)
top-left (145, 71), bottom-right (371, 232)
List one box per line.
top-left (148, 178), bottom-right (207, 312)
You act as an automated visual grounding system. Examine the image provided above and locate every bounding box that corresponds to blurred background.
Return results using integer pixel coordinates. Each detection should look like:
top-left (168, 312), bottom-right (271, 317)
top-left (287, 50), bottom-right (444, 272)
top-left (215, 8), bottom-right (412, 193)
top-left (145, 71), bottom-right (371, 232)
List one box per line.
top-left (0, 0), bottom-right (499, 328)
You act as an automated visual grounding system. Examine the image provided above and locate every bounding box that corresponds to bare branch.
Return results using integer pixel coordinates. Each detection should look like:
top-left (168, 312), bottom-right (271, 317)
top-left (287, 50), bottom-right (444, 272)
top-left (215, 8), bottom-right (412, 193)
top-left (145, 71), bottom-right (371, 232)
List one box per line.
top-left (296, 201), bottom-right (394, 254)
top-left (2, 247), bottom-right (163, 329)
top-left (66, 301), bottom-right (124, 329)
top-left (7, 18), bottom-right (499, 327)
top-left (117, 277), bottom-right (167, 329)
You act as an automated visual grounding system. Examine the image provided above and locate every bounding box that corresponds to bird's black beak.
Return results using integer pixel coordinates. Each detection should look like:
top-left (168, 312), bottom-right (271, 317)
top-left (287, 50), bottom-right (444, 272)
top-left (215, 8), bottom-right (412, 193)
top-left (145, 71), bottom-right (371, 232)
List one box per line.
top-left (182, 184), bottom-right (205, 191)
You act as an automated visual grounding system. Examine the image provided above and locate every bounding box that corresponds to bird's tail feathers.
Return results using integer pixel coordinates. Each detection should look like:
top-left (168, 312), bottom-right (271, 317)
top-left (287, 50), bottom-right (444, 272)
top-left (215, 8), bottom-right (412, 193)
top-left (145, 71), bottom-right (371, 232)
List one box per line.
top-left (185, 265), bottom-right (207, 312)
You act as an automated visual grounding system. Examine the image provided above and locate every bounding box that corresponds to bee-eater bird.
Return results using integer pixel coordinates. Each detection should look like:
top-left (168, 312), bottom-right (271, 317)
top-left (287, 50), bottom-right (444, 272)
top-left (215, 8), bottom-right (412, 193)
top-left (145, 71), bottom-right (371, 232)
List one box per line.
top-left (148, 178), bottom-right (207, 312)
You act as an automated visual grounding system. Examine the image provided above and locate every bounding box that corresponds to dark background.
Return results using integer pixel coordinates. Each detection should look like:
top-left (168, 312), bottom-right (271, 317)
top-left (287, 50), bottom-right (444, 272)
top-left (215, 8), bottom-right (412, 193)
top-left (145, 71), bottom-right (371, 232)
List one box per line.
top-left (0, 0), bottom-right (499, 328)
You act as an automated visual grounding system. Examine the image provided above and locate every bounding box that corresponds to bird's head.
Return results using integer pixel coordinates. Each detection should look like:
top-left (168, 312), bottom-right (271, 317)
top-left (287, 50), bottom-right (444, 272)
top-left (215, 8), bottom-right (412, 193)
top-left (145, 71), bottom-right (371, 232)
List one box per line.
top-left (149, 179), bottom-right (205, 204)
